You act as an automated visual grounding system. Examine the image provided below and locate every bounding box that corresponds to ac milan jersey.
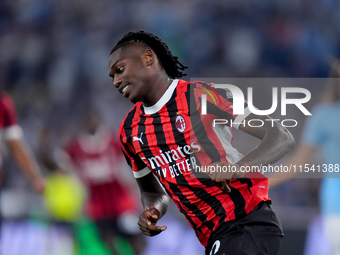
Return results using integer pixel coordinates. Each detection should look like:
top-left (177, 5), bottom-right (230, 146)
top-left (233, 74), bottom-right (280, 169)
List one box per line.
top-left (119, 79), bottom-right (270, 247)
top-left (64, 127), bottom-right (137, 220)
top-left (0, 93), bottom-right (22, 140)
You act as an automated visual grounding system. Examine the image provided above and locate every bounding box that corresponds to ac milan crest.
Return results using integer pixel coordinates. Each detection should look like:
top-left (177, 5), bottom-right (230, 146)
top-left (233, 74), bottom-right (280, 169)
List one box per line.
top-left (175, 115), bottom-right (186, 133)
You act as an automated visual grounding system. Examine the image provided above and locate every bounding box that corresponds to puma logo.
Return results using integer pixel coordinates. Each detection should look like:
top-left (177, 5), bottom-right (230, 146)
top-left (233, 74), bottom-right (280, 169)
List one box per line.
top-left (133, 132), bottom-right (144, 144)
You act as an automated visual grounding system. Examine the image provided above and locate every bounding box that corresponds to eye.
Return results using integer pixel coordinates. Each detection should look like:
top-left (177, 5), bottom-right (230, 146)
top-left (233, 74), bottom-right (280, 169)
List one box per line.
top-left (116, 65), bottom-right (124, 74)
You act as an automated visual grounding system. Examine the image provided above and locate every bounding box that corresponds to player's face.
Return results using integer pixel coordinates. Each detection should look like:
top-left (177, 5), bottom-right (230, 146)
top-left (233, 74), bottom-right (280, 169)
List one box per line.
top-left (109, 45), bottom-right (154, 104)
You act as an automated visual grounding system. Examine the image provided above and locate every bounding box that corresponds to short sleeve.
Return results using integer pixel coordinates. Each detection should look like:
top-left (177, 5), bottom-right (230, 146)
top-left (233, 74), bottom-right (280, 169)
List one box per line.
top-left (193, 82), bottom-right (251, 129)
top-left (0, 93), bottom-right (23, 140)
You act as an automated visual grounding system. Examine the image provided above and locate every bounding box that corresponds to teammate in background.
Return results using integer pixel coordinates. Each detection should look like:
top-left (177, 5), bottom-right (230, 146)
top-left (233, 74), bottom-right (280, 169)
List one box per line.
top-left (0, 91), bottom-right (45, 194)
top-left (270, 62), bottom-right (340, 255)
top-left (58, 111), bottom-right (144, 255)
top-left (108, 31), bottom-right (295, 255)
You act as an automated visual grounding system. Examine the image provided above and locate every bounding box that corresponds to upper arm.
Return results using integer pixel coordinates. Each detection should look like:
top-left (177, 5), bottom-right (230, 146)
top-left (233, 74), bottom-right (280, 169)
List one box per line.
top-left (236, 113), bottom-right (295, 166)
top-left (238, 114), bottom-right (268, 140)
top-left (136, 171), bottom-right (167, 195)
top-left (239, 113), bottom-right (294, 145)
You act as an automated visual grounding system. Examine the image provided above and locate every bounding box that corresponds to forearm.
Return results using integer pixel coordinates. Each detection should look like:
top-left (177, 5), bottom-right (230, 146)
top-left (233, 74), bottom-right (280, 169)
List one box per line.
top-left (141, 191), bottom-right (170, 218)
top-left (8, 139), bottom-right (43, 182)
top-left (136, 172), bottom-right (171, 218)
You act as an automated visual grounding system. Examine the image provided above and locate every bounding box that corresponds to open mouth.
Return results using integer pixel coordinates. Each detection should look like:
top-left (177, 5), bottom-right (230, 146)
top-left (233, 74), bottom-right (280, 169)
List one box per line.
top-left (121, 84), bottom-right (130, 94)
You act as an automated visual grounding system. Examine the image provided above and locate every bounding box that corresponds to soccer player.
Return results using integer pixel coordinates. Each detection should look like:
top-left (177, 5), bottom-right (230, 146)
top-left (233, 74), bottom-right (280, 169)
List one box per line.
top-left (109, 31), bottom-right (295, 255)
top-left (60, 111), bottom-right (144, 255)
top-left (0, 91), bottom-right (45, 241)
top-left (269, 62), bottom-right (340, 255)
top-left (0, 92), bottom-right (45, 193)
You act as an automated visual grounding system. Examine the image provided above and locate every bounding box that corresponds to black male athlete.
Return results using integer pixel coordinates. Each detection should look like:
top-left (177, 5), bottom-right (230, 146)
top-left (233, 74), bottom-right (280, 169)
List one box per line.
top-left (108, 31), bottom-right (295, 255)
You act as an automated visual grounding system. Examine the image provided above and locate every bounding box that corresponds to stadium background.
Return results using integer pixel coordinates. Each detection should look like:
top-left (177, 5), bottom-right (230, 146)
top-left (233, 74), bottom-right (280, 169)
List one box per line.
top-left (0, 0), bottom-right (339, 254)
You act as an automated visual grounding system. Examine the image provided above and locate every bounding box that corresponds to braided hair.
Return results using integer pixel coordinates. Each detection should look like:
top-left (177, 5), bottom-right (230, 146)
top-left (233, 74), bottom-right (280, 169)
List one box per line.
top-left (110, 31), bottom-right (188, 79)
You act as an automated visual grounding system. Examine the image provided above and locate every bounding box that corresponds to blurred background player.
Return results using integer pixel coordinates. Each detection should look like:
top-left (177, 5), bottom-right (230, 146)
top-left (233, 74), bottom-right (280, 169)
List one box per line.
top-left (0, 85), bottom-right (45, 194)
top-left (270, 61), bottom-right (340, 255)
top-left (0, 76), bottom-right (46, 255)
top-left (53, 110), bottom-right (145, 255)
top-left (0, 81), bottom-right (45, 233)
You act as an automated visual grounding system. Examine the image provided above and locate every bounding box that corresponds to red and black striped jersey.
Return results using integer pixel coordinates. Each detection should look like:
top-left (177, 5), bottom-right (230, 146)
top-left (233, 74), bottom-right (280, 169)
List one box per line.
top-left (64, 126), bottom-right (138, 220)
top-left (0, 93), bottom-right (22, 140)
top-left (119, 79), bottom-right (269, 247)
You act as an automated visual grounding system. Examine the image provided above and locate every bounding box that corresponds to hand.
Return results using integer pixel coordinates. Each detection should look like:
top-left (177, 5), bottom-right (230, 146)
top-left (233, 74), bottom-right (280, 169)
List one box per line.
top-left (199, 162), bottom-right (245, 193)
top-left (138, 207), bottom-right (167, 236)
top-left (32, 177), bottom-right (46, 194)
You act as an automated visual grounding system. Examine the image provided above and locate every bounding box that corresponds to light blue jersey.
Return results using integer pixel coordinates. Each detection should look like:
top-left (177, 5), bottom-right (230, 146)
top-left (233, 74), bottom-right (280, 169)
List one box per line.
top-left (302, 103), bottom-right (340, 216)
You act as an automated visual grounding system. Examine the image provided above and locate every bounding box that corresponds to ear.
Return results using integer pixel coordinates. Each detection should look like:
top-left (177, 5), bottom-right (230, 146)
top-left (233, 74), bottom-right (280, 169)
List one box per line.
top-left (144, 49), bottom-right (155, 66)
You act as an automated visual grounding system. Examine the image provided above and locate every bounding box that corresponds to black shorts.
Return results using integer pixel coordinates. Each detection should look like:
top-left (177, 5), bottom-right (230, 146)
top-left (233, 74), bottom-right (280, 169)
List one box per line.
top-left (205, 202), bottom-right (284, 255)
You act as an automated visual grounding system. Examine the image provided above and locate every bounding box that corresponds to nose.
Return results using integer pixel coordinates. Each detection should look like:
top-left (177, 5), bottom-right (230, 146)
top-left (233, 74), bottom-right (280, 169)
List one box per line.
top-left (113, 76), bottom-right (122, 88)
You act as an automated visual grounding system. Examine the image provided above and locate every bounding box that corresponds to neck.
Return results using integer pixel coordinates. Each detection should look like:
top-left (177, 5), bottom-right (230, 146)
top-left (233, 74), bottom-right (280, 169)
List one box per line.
top-left (143, 74), bottom-right (173, 106)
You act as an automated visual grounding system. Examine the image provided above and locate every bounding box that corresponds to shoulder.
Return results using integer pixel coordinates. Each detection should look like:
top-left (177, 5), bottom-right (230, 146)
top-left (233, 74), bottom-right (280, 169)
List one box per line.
top-left (177, 79), bottom-right (215, 94)
top-left (310, 103), bottom-right (337, 118)
top-left (186, 80), bottom-right (220, 92)
top-left (178, 80), bottom-right (210, 87)
top-left (0, 93), bottom-right (19, 127)
top-left (118, 102), bottom-right (142, 137)
top-left (303, 103), bottom-right (337, 132)
top-left (0, 93), bottom-right (15, 109)
top-left (187, 80), bottom-right (232, 104)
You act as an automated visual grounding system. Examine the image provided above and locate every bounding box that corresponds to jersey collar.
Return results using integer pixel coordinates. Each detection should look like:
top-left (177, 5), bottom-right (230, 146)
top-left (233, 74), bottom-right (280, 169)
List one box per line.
top-left (143, 79), bottom-right (179, 115)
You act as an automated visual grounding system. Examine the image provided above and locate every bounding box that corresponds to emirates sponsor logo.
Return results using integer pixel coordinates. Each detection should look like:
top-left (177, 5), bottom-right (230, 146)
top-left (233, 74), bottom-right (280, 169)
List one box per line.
top-left (141, 142), bottom-right (201, 170)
